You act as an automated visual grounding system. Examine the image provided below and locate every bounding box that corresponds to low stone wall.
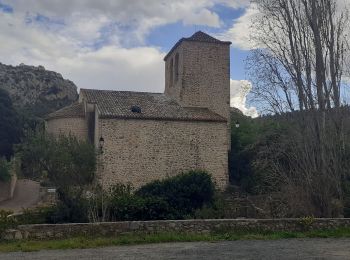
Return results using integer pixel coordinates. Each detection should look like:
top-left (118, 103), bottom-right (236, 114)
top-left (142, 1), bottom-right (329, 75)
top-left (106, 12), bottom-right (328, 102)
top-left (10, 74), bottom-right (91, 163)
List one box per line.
top-left (0, 175), bottom-right (17, 203)
top-left (3, 218), bottom-right (350, 240)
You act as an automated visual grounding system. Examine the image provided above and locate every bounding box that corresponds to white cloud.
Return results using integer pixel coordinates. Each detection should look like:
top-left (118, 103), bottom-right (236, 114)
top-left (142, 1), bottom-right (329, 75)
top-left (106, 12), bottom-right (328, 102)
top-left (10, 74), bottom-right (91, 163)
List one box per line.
top-left (0, 0), bottom-right (252, 94)
top-left (55, 47), bottom-right (165, 92)
top-left (3, 0), bottom-right (248, 44)
top-left (216, 4), bottom-right (260, 50)
top-left (230, 80), bottom-right (258, 118)
top-left (0, 10), bottom-right (165, 92)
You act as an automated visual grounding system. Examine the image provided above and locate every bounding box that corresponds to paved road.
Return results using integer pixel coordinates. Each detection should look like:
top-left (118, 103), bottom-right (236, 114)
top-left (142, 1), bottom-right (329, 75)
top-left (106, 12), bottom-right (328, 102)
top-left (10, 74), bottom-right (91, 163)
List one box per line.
top-left (1, 239), bottom-right (350, 260)
top-left (0, 179), bottom-right (40, 213)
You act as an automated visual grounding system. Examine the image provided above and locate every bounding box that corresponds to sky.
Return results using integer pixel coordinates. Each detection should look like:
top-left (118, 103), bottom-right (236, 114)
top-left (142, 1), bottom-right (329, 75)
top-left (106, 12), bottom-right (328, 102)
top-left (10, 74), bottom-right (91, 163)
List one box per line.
top-left (0, 0), bottom-right (258, 117)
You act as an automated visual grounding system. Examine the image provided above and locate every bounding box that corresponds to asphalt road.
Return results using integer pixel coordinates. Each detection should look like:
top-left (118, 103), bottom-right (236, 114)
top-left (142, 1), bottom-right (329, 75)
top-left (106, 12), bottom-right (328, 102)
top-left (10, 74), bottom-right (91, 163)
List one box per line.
top-left (1, 238), bottom-right (350, 260)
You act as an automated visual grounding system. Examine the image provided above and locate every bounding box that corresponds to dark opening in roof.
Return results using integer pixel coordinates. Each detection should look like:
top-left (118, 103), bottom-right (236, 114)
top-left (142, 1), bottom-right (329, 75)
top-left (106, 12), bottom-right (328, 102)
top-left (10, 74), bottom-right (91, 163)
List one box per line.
top-left (79, 89), bottom-right (226, 122)
top-left (131, 105), bottom-right (142, 113)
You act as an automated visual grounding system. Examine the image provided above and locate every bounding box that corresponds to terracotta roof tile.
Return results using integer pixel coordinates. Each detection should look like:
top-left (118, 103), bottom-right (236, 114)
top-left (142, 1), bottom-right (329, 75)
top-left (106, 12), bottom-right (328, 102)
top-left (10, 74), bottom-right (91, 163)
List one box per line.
top-left (187, 31), bottom-right (228, 44)
top-left (80, 89), bottom-right (226, 122)
top-left (45, 102), bottom-right (84, 119)
top-left (164, 31), bottom-right (231, 60)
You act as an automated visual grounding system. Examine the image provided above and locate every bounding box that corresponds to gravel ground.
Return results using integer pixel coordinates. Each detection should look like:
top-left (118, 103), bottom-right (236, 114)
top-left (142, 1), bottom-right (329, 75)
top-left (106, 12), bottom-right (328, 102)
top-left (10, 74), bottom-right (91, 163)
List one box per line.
top-left (1, 238), bottom-right (350, 260)
top-left (0, 179), bottom-right (40, 213)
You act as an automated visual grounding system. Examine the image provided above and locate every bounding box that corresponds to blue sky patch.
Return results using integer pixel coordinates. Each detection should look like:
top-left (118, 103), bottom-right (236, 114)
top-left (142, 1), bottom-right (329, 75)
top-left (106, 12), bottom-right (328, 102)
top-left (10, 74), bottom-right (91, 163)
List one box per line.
top-left (0, 1), bottom-right (13, 13)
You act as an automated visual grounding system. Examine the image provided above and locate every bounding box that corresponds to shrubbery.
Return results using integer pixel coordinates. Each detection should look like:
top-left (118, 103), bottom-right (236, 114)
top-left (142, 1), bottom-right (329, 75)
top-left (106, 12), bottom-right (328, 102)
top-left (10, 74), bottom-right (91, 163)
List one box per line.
top-left (136, 170), bottom-right (215, 219)
top-left (16, 133), bottom-right (96, 223)
top-left (14, 131), bottom-right (216, 223)
top-left (86, 170), bottom-right (216, 222)
top-left (0, 210), bottom-right (15, 237)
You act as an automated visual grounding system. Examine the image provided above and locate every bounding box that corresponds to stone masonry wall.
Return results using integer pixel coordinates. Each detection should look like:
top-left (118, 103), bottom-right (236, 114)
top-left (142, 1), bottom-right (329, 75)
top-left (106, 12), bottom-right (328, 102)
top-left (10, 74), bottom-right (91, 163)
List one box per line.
top-left (98, 118), bottom-right (228, 190)
top-left (4, 218), bottom-right (350, 240)
top-left (164, 41), bottom-right (231, 149)
top-left (164, 41), bottom-right (230, 121)
top-left (46, 117), bottom-right (88, 140)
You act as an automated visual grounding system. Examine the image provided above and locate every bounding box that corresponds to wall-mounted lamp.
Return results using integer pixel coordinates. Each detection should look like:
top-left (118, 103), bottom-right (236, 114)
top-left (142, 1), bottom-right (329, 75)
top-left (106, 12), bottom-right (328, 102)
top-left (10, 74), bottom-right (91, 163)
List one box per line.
top-left (99, 136), bottom-right (105, 153)
top-left (235, 121), bottom-right (240, 128)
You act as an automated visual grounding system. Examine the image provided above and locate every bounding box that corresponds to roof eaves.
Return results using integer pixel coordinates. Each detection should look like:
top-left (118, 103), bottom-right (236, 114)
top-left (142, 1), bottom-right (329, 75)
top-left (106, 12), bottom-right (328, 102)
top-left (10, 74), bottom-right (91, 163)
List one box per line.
top-left (45, 114), bottom-right (85, 120)
top-left (164, 37), bottom-right (231, 61)
top-left (99, 114), bottom-right (226, 122)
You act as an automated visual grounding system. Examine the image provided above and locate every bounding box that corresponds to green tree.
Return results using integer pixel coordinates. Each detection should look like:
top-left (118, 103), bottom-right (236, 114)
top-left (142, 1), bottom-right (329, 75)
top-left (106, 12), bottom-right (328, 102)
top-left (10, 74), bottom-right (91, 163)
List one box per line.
top-left (0, 89), bottom-right (22, 159)
top-left (18, 132), bottom-right (96, 188)
top-left (17, 132), bottom-right (96, 223)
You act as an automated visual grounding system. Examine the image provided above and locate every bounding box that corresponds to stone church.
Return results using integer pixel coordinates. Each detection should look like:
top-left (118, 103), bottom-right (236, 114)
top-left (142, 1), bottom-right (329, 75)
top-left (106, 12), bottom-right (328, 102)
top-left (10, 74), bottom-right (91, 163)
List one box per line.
top-left (46, 31), bottom-right (231, 190)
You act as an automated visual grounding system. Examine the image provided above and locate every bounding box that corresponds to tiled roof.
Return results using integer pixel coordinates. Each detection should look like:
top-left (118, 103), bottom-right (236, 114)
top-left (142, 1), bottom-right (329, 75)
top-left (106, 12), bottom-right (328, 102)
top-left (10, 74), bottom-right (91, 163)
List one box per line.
top-left (45, 102), bottom-right (85, 119)
top-left (187, 31), bottom-right (228, 44)
top-left (164, 31), bottom-right (231, 60)
top-left (80, 89), bottom-right (226, 122)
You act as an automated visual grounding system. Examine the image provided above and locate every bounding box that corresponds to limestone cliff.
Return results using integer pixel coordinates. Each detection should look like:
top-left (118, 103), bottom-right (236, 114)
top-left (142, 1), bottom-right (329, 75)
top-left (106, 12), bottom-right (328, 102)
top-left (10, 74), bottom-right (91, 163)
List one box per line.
top-left (0, 62), bottom-right (78, 117)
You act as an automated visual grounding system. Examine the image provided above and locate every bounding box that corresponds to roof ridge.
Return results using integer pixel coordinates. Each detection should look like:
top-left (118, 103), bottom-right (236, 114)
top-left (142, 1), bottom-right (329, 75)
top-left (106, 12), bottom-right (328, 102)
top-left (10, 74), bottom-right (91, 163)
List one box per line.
top-left (164, 31), bottom-right (231, 61)
top-left (74, 89), bottom-right (227, 122)
top-left (186, 31), bottom-right (223, 43)
top-left (80, 88), bottom-right (163, 95)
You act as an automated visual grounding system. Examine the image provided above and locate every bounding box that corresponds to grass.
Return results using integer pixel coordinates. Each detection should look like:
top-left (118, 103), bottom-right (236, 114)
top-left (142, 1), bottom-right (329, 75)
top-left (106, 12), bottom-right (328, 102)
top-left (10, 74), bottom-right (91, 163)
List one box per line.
top-left (1, 228), bottom-right (350, 252)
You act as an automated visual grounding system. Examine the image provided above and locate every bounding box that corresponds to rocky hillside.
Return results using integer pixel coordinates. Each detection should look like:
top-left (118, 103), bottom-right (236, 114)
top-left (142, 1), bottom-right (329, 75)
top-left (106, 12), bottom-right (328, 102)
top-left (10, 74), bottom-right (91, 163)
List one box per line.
top-left (0, 63), bottom-right (78, 117)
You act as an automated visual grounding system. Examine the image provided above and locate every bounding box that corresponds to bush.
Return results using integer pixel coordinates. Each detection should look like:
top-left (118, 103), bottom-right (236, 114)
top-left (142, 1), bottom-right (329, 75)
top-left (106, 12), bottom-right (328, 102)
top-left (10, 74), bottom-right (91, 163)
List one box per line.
top-left (18, 133), bottom-right (96, 187)
top-left (17, 133), bottom-right (96, 223)
top-left (49, 189), bottom-right (89, 223)
top-left (136, 170), bottom-right (215, 218)
top-left (0, 210), bottom-right (15, 238)
top-left (109, 195), bottom-right (172, 221)
top-left (15, 206), bottom-right (56, 225)
top-left (87, 171), bottom-right (215, 222)
top-left (194, 193), bottom-right (227, 219)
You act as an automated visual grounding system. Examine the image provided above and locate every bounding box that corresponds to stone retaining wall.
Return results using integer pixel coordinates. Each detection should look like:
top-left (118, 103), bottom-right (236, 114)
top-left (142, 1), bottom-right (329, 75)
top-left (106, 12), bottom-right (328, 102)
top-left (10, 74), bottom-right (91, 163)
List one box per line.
top-left (3, 218), bottom-right (350, 240)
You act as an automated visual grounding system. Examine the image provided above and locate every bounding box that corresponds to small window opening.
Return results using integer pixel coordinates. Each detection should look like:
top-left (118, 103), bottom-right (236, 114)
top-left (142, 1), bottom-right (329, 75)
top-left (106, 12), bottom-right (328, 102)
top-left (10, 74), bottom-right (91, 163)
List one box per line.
top-left (131, 105), bottom-right (142, 113)
top-left (169, 58), bottom-right (173, 87)
top-left (175, 53), bottom-right (179, 82)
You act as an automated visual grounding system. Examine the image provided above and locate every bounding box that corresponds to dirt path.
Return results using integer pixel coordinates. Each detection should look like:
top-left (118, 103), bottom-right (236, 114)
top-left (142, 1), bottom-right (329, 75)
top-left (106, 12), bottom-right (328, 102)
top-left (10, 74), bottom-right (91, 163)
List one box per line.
top-left (0, 179), bottom-right (40, 213)
top-left (1, 239), bottom-right (350, 259)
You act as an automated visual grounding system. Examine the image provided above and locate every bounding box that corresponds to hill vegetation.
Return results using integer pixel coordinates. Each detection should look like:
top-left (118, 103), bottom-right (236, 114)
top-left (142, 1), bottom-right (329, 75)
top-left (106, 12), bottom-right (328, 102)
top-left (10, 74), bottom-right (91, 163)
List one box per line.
top-left (0, 62), bottom-right (78, 117)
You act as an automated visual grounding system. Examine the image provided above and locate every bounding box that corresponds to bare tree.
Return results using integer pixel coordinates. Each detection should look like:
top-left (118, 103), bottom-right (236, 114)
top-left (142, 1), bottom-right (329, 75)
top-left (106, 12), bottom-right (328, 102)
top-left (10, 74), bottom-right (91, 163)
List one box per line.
top-left (248, 0), bottom-right (349, 112)
top-left (247, 0), bottom-right (350, 217)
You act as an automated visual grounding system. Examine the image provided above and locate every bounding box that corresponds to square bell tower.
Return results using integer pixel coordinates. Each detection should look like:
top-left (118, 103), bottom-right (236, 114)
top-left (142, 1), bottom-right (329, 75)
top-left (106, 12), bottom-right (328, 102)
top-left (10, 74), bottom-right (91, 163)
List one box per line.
top-left (164, 31), bottom-right (231, 121)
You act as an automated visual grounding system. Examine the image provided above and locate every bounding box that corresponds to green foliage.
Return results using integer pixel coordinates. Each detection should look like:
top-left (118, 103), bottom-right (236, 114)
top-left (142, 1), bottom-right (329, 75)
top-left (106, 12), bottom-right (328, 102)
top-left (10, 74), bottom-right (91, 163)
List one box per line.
top-left (87, 184), bottom-right (171, 222)
top-left (50, 191), bottom-right (89, 223)
top-left (0, 210), bottom-right (15, 237)
top-left (109, 193), bottom-right (172, 221)
top-left (16, 132), bottom-right (96, 223)
top-left (0, 158), bottom-right (11, 182)
top-left (86, 171), bottom-right (215, 222)
top-left (229, 109), bottom-right (350, 217)
top-left (3, 227), bottom-right (350, 252)
top-left (299, 216), bottom-right (315, 231)
top-left (136, 170), bottom-right (215, 219)
top-left (0, 89), bottom-right (22, 160)
top-left (229, 110), bottom-right (288, 193)
top-left (0, 207), bottom-right (58, 238)
top-left (194, 193), bottom-right (227, 219)
top-left (17, 132), bottom-right (96, 188)
top-left (15, 206), bottom-right (56, 225)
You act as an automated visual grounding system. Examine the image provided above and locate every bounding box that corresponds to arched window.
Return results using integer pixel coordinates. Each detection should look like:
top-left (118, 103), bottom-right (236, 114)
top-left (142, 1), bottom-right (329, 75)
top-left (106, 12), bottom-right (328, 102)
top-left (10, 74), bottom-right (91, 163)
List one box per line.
top-left (175, 53), bottom-right (179, 82)
top-left (169, 58), bottom-right (173, 87)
